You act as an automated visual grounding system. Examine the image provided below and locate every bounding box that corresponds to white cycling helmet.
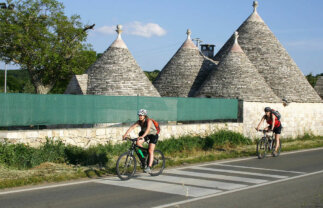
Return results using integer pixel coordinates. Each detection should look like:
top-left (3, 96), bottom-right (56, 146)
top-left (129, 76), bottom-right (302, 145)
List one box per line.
top-left (137, 109), bottom-right (147, 116)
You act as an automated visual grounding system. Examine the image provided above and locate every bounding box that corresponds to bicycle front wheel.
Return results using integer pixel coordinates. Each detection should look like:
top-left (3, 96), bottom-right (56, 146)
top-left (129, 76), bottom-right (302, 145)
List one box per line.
top-left (116, 151), bottom-right (137, 180)
top-left (257, 138), bottom-right (267, 159)
top-left (149, 150), bottom-right (165, 176)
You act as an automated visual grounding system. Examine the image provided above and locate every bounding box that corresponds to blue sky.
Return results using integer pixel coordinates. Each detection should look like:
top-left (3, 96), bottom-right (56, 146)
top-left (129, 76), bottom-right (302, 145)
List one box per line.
top-left (2, 0), bottom-right (323, 75)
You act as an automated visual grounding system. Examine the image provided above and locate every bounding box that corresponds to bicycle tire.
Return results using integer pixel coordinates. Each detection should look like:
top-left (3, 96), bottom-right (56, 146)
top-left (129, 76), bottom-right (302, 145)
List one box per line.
top-left (116, 151), bottom-right (137, 180)
top-left (257, 138), bottom-right (267, 159)
top-left (272, 139), bottom-right (282, 157)
top-left (149, 149), bottom-right (165, 176)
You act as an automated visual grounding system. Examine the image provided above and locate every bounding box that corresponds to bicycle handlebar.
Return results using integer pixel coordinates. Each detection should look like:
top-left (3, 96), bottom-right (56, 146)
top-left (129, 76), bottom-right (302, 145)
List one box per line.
top-left (123, 137), bottom-right (147, 143)
top-left (256, 129), bottom-right (273, 132)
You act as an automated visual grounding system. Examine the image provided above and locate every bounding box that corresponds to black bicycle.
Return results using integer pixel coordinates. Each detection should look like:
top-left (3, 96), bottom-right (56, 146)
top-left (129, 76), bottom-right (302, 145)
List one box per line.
top-left (116, 138), bottom-right (165, 180)
top-left (256, 129), bottom-right (281, 159)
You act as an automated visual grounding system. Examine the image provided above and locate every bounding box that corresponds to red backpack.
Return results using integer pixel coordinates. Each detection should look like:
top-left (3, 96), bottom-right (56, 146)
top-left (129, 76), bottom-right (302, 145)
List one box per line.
top-left (150, 119), bottom-right (161, 134)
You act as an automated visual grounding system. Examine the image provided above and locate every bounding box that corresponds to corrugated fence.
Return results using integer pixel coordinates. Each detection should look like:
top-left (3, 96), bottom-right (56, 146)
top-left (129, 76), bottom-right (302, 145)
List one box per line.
top-left (0, 93), bottom-right (238, 126)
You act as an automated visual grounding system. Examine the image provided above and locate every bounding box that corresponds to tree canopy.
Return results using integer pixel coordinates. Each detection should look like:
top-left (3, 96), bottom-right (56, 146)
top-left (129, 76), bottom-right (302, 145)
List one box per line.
top-left (0, 0), bottom-right (95, 94)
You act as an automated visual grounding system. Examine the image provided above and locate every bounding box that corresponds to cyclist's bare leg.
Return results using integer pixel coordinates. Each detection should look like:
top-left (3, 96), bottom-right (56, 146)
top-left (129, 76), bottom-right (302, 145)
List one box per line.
top-left (148, 143), bottom-right (156, 167)
top-left (136, 138), bottom-right (144, 147)
top-left (275, 133), bottom-right (280, 152)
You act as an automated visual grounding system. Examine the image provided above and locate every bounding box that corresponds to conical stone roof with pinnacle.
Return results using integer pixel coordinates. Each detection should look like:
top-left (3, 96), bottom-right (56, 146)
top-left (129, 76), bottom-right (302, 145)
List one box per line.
top-left (314, 76), bottom-right (323, 99)
top-left (153, 29), bottom-right (217, 97)
top-left (196, 32), bottom-right (281, 102)
top-left (86, 25), bottom-right (160, 96)
top-left (213, 1), bottom-right (322, 103)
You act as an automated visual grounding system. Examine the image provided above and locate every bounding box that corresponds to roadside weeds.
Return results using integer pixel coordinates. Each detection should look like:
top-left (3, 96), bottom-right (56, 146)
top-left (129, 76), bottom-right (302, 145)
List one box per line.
top-left (1, 134), bottom-right (323, 190)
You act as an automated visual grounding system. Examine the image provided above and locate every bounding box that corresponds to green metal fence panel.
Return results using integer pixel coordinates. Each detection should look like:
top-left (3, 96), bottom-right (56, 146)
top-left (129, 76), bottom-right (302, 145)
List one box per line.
top-left (0, 93), bottom-right (238, 126)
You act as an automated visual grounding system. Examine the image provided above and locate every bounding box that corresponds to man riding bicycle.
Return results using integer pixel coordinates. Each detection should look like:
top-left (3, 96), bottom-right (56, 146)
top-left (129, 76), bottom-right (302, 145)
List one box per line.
top-left (123, 109), bottom-right (159, 173)
top-left (256, 107), bottom-right (282, 156)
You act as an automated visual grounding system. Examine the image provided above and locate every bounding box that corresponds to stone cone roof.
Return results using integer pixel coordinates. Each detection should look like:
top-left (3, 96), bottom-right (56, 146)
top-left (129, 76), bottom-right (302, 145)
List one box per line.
top-left (86, 25), bottom-right (160, 96)
top-left (196, 32), bottom-right (281, 102)
top-left (213, 1), bottom-right (322, 103)
top-left (65, 74), bottom-right (88, 94)
top-left (153, 29), bottom-right (217, 97)
top-left (314, 76), bottom-right (323, 99)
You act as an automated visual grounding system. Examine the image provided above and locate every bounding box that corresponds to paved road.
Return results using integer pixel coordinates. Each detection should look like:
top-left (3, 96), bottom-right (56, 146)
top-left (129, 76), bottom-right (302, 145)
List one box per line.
top-left (1, 148), bottom-right (323, 208)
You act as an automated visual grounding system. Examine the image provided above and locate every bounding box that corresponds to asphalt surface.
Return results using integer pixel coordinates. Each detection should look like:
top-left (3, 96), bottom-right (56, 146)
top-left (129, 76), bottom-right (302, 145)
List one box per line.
top-left (1, 148), bottom-right (322, 208)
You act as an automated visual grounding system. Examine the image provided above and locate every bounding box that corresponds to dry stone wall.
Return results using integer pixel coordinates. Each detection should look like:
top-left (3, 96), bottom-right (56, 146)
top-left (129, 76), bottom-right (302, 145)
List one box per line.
top-left (0, 122), bottom-right (243, 148)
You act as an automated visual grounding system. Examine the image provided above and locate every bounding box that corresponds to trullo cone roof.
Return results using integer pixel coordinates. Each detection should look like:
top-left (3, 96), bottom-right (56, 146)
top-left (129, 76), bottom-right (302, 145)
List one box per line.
top-left (86, 25), bottom-right (160, 96)
top-left (153, 29), bottom-right (217, 97)
top-left (213, 1), bottom-right (321, 103)
top-left (314, 76), bottom-right (323, 99)
top-left (196, 32), bottom-right (281, 102)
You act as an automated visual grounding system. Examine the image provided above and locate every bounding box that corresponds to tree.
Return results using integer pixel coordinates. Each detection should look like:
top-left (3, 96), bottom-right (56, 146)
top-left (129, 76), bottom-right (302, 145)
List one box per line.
top-left (144, 69), bottom-right (160, 82)
top-left (306, 73), bottom-right (323, 87)
top-left (0, 0), bottom-right (95, 94)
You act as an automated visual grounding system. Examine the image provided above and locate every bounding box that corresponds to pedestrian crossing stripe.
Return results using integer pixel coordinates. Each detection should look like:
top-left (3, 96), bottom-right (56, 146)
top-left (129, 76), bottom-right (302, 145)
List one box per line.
top-left (96, 177), bottom-right (221, 197)
top-left (189, 166), bottom-right (288, 179)
top-left (167, 169), bottom-right (268, 184)
top-left (95, 165), bottom-right (303, 198)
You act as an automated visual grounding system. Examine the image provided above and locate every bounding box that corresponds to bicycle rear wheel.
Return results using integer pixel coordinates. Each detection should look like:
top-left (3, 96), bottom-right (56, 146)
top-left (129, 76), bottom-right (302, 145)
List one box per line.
top-left (116, 151), bottom-right (137, 180)
top-left (257, 138), bottom-right (267, 159)
top-left (272, 139), bottom-right (282, 157)
top-left (149, 149), bottom-right (165, 176)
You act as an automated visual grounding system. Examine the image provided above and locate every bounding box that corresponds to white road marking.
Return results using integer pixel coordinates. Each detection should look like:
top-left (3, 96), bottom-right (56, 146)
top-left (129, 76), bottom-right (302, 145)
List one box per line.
top-left (214, 164), bottom-right (306, 174)
top-left (189, 166), bottom-right (288, 179)
top-left (167, 170), bottom-right (268, 184)
top-left (0, 180), bottom-right (92, 195)
top-left (137, 174), bottom-right (247, 190)
top-left (152, 169), bottom-right (323, 208)
top-left (95, 177), bottom-right (221, 197)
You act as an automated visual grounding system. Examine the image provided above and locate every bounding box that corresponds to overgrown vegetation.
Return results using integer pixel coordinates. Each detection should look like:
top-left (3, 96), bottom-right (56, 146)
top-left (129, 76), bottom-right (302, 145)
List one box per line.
top-left (0, 130), bottom-right (250, 170)
top-left (0, 131), bottom-right (322, 189)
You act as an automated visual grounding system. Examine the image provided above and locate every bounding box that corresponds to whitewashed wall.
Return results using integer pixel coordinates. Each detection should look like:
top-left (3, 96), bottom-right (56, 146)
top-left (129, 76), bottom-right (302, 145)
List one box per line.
top-left (243, 102), bottom-right (323, 138)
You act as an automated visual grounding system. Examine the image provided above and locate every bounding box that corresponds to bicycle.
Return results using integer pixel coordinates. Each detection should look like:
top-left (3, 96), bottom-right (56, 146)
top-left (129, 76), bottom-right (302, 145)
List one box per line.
top-left (116, 138), bottom-right (165, 180)
top-left (256, 129), bottom-right (282, 159)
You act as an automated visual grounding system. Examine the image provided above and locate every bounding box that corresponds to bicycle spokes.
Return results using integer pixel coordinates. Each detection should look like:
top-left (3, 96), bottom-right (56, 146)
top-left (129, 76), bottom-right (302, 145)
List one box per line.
top-left (257, 138), bottom-right (267, 159)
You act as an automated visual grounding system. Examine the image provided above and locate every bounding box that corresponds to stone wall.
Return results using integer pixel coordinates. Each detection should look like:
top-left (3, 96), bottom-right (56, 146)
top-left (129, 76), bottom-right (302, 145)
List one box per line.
top-left (0, 122), bottom-right (243, 148)
top-left (243, 102), bottom-right (323, 139)
top-left (0, 102), bottom-right (322, 148)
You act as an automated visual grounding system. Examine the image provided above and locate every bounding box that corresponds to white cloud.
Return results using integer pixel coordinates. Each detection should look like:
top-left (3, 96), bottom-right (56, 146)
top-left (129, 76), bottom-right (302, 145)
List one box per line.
top-left (125, 21), bottom-right (167, 37)
top-left (95, 21), bottom-right (167, 38)
top-left (96, 25), bottom-right (115, 35)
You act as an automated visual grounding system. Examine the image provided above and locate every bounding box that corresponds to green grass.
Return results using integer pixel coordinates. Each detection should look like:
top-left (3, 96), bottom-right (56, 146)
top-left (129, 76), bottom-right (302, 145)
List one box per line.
top-left (0, 131), bottom-right (322, 189)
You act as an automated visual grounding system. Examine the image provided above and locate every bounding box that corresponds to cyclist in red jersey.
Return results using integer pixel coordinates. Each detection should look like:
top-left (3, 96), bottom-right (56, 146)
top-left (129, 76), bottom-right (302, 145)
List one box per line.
top-left (256, 107), bottom-right (282, 156)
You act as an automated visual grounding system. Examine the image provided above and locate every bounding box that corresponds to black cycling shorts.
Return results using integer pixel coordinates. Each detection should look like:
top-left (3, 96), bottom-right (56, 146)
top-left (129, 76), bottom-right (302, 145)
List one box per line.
top-left (139, 131), bottom-right (159, 144)
top-left (269, 125), bottom-right (282, 134)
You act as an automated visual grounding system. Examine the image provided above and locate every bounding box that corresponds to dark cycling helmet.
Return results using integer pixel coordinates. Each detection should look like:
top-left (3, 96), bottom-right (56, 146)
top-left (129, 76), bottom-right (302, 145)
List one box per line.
top-left (264, 107), bottom-right (271, 112)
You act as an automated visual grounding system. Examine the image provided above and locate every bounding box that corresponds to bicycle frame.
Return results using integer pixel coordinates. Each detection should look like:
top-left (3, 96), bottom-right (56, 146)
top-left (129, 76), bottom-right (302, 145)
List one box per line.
top-left (116, 137), bottom-right (166, 180)
top-left (261, 130), bottom-right (275, 151)
top-left (128, 138), bottom-right (149, 169)
top-left (256, 129), bottom-right (281, 159)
